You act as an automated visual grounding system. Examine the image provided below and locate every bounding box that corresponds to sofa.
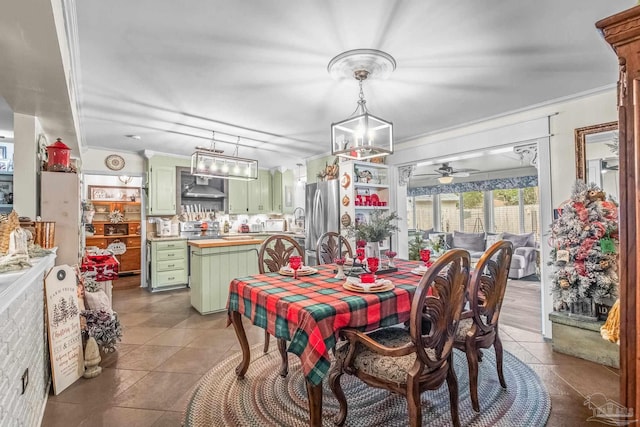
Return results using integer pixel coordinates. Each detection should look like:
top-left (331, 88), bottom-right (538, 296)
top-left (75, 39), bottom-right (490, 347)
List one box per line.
top-left (423, 230), bottom-right (538, 279)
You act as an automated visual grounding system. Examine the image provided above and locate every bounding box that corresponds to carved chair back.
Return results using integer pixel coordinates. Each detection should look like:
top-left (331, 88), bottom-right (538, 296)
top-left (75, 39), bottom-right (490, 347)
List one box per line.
top-left (258, 234), bottom-right (304, 274)
top-left (316, 231), bottom-right (353, 264)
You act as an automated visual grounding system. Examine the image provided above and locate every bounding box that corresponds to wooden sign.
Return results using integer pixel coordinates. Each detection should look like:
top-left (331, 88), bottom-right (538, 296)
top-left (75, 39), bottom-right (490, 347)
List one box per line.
top-left (45, 265), bottom-right (84, 395)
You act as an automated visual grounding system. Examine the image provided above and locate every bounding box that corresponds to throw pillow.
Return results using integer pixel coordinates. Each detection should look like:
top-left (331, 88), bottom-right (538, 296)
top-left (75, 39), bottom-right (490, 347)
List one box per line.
top-left (421, 228), bottom-right (434, 240)
top-left (502, 232), bottom-right (534, 249)
top-left (453, 231), bottom-right (486, 253)
top-left (84, 290), bottom-right (112, 314)
top-left (485, 233), bottom-right (503, 250)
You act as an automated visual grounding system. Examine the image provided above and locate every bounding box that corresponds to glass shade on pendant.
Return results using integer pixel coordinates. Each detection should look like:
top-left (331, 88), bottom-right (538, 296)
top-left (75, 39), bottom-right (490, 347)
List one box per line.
top-left (331, 112), bottom-right (393, 160)
top-left (190, 148), bottom-right (258, 181)
top-left (437, 176), bottom-right (454, 184)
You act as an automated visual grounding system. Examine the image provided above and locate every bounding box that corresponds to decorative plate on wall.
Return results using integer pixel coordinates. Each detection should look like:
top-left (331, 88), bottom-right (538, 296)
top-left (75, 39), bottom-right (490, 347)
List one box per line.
top-left (105, 154), bottom-right (125, 171)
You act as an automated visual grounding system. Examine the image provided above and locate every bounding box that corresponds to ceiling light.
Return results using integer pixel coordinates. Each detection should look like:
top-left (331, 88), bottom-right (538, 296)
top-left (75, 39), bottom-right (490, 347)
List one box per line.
top-left (125, 134), bottom-right (142, 140)
top-left (191, 132), bottom-right (258, 181)
top-left (438, 175), bottom-right (454, 184)
top-left (329, 49), bottom-right (395, 161)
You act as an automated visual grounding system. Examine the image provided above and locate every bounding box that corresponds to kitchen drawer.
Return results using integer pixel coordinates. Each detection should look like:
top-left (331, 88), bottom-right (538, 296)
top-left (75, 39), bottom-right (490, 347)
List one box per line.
top-left (156, 269), bottom-right (187, 286)
top-left (93, 224), bottom-right (105, 235)
top-left (125, 237), bottom-right (141, 247)
top-left (157, 258), bottom-right (187, 272)
top-left (155, 240), bottom-right (186, 251)
top-left (86, 238), bottom-right (106, 249)
top-left (156, 249), bottom-right (185, 261)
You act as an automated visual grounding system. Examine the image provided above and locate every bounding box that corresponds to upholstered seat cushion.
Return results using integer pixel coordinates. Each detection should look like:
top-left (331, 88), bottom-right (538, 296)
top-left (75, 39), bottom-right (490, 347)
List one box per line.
top-left (335, 327), bottom-right (437, 385)
top-left (510, 254), bottom-right (526, 269)
top-left (455, 318), bottom-right (474, 341)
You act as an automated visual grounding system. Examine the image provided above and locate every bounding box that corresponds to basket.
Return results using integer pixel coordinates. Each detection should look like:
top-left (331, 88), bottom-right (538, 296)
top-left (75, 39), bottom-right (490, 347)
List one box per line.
top-left (34, 221), bottom-right (56, 249)
top-left (0, 211), bottom-right (20, 254)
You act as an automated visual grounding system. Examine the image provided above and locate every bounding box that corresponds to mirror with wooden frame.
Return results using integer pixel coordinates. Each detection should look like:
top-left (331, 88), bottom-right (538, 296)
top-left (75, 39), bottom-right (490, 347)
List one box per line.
top-left (575, 121), bottom-right (619, 200)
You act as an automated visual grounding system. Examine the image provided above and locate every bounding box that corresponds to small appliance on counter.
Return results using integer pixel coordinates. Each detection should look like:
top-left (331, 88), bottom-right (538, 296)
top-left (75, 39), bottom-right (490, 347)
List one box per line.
top-left (264, 219), bottom-right (286, 233)
top-left (155, 218), bottom-right (172, 237)
top-left (179, 220), bottom-right (221, 240)
top-left (239, 223), bottom-right (250, 233)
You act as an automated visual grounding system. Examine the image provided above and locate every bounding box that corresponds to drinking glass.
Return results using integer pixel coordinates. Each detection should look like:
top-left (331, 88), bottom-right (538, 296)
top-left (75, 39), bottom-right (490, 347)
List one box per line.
top-left (289, 255), bottom-right (302, 279)
top-left (366, 257), bottom-right (379, 275)
top-left (356, 248), bottom-right (366, 265)
top-left (419, 249), bottom-right (431, 267)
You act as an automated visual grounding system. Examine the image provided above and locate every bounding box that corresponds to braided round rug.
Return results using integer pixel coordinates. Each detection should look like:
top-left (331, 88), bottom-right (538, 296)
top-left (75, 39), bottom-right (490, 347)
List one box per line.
top-left (183, 345), bottom-right (550, 427)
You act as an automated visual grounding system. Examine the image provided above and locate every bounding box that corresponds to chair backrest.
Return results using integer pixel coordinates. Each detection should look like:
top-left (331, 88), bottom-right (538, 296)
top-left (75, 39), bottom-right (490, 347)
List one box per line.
top-left (409, 249), bottom-right (471, 371)
top-left (315, 232), bottom-right (353, 264)
top-left (469, 240), bottom-right (513, 334)
top-left (258, 234), bottom-right (304, 274)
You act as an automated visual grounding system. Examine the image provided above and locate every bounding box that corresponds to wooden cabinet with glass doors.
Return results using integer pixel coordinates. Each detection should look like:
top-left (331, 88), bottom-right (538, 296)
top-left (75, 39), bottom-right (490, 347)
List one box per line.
top-left (85, 200), bottom-right (142, 274)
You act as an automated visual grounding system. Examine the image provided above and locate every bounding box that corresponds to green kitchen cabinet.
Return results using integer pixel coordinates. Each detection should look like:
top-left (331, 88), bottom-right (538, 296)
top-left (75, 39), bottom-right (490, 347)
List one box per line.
top-left (228, 179), bottom-right (249, 214)
top-left (146, 155), bottom-right (190, 216)
top-left (189, 243), bottom-right (260, 314)
top-left (248, 169), bottom-right (272, 213)
top-left (272, 171), bottom-right (283, 212)
top-left (229, 169), bottom-right (271, 214)
top-left (150, 239), bottom-right (188, 290)
top-left (272, 169), bottom-right (295, 214)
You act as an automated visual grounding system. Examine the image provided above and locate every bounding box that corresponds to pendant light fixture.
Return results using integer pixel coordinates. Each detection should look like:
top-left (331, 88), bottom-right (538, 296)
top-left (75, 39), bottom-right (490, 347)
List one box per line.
top-left (191, 132), bottom-right (258, 181)
top-left (329, 49), bottom-right (395, 161)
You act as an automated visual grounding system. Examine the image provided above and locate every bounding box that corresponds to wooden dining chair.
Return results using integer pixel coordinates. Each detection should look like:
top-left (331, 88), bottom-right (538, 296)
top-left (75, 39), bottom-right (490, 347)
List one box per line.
top-left (257, 234), bottom-right (304, 377)
top-left (453, 239), bottom-right (513, 412)
top-left (329, 249), bottom-right (471, 427)
top-left (315, 231), bottom-right (353, 265)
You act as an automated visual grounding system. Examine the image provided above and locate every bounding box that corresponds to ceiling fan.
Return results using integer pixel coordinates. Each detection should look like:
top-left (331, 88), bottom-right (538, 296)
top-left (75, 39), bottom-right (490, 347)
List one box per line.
top-left (414, 163), bottom-right (479, 183)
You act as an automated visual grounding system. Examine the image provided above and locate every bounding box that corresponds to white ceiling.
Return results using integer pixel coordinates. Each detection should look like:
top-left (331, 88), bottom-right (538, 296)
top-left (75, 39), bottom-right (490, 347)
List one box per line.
top-left (0, 1), bottom-right (632, 171)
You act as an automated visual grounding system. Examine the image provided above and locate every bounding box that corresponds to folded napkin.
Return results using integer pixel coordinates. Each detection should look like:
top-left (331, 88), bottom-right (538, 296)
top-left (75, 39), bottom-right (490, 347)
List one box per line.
top-left (346, 276), bottom-right (392, 292)
top-left (280, 265), bottom-right (311, 273)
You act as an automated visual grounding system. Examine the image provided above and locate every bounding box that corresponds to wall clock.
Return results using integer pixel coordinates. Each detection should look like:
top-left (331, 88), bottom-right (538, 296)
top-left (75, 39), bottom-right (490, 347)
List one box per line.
top-left (105, 154), bottom-right (125, 171)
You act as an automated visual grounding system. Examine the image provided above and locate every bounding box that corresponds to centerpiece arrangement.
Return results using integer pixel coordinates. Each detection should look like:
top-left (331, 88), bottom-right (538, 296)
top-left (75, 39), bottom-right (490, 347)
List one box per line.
top-left (345, 209), bottom-right (400, 259)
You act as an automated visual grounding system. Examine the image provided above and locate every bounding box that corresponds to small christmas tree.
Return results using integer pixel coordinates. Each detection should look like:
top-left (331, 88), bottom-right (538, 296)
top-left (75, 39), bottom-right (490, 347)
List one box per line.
top-left (548, 181), bottom-right (619, 312)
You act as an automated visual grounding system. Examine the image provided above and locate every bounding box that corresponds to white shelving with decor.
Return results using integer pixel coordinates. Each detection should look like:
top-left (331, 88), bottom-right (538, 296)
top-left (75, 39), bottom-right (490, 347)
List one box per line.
top-left (338, 160), bottom-right (392, 253)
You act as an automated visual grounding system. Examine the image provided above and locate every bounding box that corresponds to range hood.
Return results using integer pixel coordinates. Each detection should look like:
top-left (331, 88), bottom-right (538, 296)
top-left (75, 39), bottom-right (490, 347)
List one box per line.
top-left (181, 175), bottom-right (226, 199)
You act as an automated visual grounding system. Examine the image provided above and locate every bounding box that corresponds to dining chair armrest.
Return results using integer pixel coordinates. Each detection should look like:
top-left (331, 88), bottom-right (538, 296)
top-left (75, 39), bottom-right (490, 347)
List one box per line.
top-left (341, 328), bottom-right (415, 358)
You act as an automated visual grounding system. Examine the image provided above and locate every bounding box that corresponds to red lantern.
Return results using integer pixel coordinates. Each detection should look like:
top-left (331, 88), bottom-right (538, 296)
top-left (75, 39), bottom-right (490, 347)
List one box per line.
top-left (46, 138), bottom-right (71, 172)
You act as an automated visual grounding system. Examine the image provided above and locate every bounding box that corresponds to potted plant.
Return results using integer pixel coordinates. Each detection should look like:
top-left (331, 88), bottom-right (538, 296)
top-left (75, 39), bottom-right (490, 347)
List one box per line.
top-left (345, 210), bottom-right (400, 258)
top-left (80, 309), bottom-right (123, 353)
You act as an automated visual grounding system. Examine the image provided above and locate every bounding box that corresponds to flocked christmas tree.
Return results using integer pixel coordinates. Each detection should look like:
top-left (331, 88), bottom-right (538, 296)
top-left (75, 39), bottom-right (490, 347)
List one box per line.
top-left (548, 181), bottom-right (618, 311)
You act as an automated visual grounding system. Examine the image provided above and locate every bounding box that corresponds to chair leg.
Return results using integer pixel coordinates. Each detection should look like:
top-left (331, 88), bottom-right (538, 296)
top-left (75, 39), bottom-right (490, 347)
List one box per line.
top-left (494, 334), bottom-right (507, 388)
top-left (465, 341), bottom-right (480, 412)
top-left (277, 338), bottom-right (289, 377)
top-left (406, 377), bottom-right (422, 427)
top-left (263, 331), bottom-right (270, 353)
top-left (446, 354), bottom-right (461, 427)
top-left (328, 365), bottom-right (347, 426)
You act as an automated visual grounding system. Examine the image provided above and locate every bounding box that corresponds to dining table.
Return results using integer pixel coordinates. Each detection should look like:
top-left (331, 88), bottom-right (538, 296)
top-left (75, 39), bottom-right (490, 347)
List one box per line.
top-left (227, 259), bottom-right (425, 426)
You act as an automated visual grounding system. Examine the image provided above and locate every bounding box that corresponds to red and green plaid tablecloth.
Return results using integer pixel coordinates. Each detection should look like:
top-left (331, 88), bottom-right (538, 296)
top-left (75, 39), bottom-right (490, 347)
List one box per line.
top-left (227, 260), bottom-right (423, 386)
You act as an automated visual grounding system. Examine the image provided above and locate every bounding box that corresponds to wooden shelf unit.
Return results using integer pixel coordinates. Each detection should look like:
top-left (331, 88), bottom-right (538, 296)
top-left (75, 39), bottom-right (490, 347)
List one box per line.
top-left (85, 200), bottom-right (142, 274)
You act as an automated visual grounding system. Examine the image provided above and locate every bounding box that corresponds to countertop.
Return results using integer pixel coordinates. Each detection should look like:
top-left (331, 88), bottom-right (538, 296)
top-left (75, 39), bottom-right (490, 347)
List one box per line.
top-left (146, 235), bottom-right (188, 242)
top-left (188, 238), bottom-right (264, 248)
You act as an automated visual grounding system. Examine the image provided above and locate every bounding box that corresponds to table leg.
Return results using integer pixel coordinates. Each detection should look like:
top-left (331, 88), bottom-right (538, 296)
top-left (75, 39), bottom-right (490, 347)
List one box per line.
top-left (305, 380), bottom-right (323, 427)
top-left (229, 311), bottom-right (250, 379)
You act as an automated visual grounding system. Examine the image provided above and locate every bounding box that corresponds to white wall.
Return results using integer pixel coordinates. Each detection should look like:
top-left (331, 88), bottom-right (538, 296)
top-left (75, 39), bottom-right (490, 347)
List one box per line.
top-left (13, 114), bottom-right (42, 218)
top-left (390, 88), bottom-right (618, 338)
top-left (80, 148), bottom-right (145, 175)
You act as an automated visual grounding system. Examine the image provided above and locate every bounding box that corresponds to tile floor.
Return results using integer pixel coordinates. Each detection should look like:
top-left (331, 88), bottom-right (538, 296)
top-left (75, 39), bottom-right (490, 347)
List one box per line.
top-left (41, 276), bottom-right (620, 427)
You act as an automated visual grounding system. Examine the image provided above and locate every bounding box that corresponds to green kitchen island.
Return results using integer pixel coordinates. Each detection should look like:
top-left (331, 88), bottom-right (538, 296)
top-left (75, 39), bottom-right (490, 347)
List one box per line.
top-left (188, 238), bottom-right (263, 314)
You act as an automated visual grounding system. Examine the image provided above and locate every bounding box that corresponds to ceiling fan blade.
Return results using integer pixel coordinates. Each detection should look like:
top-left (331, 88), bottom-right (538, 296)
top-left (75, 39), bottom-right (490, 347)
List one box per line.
top-left (451, 172), bottom-right (470, 177)
top-left (454, 168), bottom-right (480, 173)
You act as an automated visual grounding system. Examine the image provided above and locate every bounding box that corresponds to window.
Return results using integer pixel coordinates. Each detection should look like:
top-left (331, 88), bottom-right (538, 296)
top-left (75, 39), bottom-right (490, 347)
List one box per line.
top-left (439, 193), bottom-right (460, 232)
top-left (414, 195), bottom-right (433, 231)
top-left (492, 189), bottom-right (521, 234)
top-left (523, 186), bottom-right (540, 241)
top-left (409, 186), bottom-right (540, 237)
top-left (462, 191), bottom-right (485, 232)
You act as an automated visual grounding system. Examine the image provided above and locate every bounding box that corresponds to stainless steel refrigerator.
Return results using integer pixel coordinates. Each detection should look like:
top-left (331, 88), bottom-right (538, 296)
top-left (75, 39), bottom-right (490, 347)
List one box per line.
top-left (305, 180), bottom-right (341, 266)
